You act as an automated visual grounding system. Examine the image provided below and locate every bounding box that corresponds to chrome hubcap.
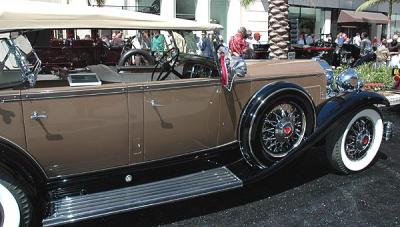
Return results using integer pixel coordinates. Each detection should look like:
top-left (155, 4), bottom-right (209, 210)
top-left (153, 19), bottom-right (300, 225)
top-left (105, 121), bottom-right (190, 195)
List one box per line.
top-left (261, 103), bottom-right (306, 157)
top-left (345, 117), bottom-right (374, 160)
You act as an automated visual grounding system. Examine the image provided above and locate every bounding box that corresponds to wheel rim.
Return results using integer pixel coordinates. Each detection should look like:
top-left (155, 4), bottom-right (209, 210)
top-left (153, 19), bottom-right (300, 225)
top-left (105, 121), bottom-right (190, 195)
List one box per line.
top-left (344, 117), bottom-right (374, 161)
top-left (260, 102), bottom-right (306, 157)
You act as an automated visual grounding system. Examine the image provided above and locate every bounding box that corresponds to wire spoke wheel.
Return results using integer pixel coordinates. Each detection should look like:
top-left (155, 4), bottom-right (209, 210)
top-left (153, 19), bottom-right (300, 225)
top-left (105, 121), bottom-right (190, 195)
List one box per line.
top-left (260, 102), bottom-right (306, 157)
top-left (327, 108), bottom-right (383, 174)
top-left (344, 117), bottom-right (374, 161)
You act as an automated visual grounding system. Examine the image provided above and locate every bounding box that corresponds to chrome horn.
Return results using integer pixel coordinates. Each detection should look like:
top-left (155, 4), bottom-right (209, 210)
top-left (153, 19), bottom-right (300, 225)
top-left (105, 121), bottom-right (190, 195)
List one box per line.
top-left (336, 68), bottom-right (364, 92)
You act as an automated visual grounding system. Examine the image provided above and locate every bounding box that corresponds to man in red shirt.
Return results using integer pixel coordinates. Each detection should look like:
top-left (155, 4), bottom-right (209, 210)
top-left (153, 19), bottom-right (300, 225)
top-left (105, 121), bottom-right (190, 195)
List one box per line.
top-left (229, 27), bottom-right (248, 57)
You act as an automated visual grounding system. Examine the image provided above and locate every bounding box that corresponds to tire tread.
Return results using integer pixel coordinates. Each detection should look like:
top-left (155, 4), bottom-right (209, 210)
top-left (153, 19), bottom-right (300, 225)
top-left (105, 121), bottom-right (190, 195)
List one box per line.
top-left (0, 172), bottom-right (33, 227)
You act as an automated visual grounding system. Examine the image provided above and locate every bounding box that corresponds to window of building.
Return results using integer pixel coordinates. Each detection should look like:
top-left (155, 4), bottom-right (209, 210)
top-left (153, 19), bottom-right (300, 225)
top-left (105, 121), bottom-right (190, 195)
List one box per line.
top-left (176, 0), bottom-right (197, 20)
top-left (136, 0), bottom-right (160, 14)
top-left (391, 14), bottom-right (400, 36)
top-left (289, 6), bottom-right (322, 44)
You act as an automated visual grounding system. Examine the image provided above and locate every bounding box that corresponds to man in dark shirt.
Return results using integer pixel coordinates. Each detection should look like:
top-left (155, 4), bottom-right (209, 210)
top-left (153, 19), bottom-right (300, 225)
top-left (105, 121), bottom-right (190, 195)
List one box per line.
top-left (389, 35), bottom-right (400, 53)
top-left (360, 32), bottom-right (372, 56)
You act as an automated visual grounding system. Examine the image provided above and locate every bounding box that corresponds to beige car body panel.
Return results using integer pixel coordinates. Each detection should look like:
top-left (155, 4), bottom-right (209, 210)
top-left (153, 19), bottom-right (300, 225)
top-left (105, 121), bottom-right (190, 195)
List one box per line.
top-left (0, 89), bottom-right (26, 149)
top-left (142, 78), bottom-right (220, 161)
top-left (0, 60), bottom-right (326, 178)
top-left (21, 83), bottom-right (130, 177)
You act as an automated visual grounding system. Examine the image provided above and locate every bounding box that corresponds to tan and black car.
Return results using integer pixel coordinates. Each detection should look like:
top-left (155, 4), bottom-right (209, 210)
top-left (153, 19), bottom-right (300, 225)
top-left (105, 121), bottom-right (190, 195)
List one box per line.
top-left (0, 2), bottom-right (392, 227)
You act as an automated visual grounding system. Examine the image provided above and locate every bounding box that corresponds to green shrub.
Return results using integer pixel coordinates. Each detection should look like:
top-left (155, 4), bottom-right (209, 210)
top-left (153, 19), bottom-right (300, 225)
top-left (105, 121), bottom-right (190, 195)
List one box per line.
top-left (334, 63), bottom-right (393, 90)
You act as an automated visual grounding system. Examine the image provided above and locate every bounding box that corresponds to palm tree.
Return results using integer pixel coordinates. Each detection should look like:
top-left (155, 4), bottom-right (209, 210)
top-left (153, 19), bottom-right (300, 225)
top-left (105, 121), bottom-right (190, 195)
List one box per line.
top-left (88, 0), bottom-right (105, 7)
top-left (241, 0), bottom-right (289, 59)
top-left (356, 0), bottom-right (400, 38)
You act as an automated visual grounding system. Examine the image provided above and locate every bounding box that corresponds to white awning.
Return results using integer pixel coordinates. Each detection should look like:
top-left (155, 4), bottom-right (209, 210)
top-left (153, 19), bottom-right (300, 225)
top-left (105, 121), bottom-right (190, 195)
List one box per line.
top-left (0, 1), bottom-right (223, 32)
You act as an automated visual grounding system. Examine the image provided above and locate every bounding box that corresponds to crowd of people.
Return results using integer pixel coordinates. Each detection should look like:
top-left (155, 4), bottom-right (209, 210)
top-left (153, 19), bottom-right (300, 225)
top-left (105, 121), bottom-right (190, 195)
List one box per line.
top-left (294, 29), bottom-right (400, 66)
top-left (297, 33), bottom-right (316, 45)
top-left (90, 26), bottom-right (267, 60)
top-left (228, 27), bottom-right (264, 59)
top-left (99, 29), bottom-right (218, 59)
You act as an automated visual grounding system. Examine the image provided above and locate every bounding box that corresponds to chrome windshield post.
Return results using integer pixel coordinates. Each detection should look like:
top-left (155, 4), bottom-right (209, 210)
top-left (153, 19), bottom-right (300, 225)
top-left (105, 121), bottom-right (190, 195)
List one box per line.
top-left (4, 34), bottom-right (41, 87)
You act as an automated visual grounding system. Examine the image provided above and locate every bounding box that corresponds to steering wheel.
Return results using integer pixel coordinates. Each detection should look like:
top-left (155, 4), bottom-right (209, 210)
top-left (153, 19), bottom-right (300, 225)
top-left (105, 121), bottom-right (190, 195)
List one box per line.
top-left (151, 47), bottom-right (180, 81)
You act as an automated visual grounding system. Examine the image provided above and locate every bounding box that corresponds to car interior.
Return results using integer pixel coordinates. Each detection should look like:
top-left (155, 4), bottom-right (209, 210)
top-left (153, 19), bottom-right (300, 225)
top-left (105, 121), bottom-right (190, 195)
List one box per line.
top-left (1, 30), bottom-right (221, 90)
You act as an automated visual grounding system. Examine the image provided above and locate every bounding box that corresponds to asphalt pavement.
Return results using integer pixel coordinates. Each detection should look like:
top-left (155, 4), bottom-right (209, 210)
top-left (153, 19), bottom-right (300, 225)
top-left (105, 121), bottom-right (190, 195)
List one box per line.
top-left (69, 106), bottom-right (400, 227)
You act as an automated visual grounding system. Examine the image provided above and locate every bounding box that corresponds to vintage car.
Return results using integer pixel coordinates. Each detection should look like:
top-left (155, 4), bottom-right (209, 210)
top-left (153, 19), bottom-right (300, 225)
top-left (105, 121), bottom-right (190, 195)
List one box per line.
top-left (0, 2), bottom-right (393, 227)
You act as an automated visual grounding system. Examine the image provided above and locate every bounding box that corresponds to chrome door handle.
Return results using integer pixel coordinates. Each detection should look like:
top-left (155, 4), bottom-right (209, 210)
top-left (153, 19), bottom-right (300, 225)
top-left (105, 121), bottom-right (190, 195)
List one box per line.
top-left (150, 99), bottom-right (165, 107)
top-left (30, 111), bottom-right (48, 120)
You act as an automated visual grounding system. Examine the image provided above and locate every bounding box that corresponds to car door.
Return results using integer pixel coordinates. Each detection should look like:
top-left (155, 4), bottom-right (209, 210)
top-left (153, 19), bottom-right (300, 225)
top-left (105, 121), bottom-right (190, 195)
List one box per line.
top-left (143, 78), bottom-right (221, 161)
top-left (21, 84), bottom-right (129, 178)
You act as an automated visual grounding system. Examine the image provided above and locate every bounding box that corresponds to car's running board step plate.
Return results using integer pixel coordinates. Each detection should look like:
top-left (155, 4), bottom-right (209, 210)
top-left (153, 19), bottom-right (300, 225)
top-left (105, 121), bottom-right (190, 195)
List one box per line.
top-left (43, 166), bottom-right (242, 226)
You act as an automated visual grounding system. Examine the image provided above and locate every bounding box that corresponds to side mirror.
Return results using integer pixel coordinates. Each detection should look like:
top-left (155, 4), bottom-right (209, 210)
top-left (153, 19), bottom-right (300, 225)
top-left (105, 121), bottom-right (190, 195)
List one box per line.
top-left (217, 46), bottom-right (247, 91)
top-left (231, 58), bottom-right (247, 78)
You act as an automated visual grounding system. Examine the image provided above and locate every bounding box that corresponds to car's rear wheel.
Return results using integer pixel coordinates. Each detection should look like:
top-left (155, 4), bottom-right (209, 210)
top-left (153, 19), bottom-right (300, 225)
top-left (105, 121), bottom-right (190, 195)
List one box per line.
top-left (258, 102), bottom-right (307, 158)
top-left (327, 107), bottom-right (383, 174)
top-left (0, 170), bottom-right (34, 227)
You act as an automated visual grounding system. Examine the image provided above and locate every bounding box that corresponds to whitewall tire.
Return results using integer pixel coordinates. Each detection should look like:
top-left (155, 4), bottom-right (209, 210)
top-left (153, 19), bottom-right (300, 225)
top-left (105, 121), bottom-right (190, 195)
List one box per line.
top-left (327, 108), bottom-right (383, 174)
top-left (0, 182), bottom-right (20, 227)
top-left (0, 169), bottom-right (34, 227)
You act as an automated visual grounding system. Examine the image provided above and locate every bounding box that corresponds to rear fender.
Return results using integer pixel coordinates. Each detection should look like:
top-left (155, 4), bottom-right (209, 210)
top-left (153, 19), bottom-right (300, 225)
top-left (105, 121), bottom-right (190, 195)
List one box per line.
top-left (0, 137), bottom-right (47, 199)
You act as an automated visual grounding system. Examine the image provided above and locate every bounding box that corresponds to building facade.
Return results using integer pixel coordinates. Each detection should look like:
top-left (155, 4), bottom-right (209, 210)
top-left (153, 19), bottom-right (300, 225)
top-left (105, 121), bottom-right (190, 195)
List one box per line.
top-left (289, 0), bottom-right (400, 42)
top-left (29, 0), bottom-right (269, 42)
top-left (28, 0), bottom-right (400, 43)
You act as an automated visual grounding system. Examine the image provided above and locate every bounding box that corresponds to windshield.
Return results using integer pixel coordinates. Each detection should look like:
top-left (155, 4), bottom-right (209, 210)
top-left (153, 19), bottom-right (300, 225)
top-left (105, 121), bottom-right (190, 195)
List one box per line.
top-left (0, 33), bottom-right (41, 88)
top-left (0, 34), bottom-right (24, 88)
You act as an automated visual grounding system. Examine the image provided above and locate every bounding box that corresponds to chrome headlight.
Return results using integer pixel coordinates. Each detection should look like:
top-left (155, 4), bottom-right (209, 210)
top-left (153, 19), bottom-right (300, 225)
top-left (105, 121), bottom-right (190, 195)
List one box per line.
top-left (336, 68), bottom-right (363, 92)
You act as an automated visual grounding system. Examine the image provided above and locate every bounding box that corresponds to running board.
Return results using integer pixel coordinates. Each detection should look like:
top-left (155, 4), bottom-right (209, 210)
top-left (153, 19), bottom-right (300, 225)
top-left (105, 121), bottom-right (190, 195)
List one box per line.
top-left (43, 166), bottom-right (242, 226)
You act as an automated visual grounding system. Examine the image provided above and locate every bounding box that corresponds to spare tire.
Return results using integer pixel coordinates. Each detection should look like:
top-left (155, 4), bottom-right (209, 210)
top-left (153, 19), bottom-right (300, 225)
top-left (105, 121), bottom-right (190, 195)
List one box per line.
top-left (117, 49), bottom-right (155, 66)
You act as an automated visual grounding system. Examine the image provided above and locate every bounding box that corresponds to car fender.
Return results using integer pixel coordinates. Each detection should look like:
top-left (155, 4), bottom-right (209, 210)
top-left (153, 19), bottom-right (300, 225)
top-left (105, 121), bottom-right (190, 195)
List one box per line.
top-left (233, 91), bottom-right (389, 184)
top-left (0, 137), bottom-right (47, 197)
top-left (316, 91), bottom-right (389, 128)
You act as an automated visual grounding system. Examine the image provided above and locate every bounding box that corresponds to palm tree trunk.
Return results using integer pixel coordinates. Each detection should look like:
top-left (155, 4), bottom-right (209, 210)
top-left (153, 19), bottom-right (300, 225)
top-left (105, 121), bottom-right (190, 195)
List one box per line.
top-left (268, 0), bottom-right (289, 59)
top-left (388, 0), bottom-right (393, 38)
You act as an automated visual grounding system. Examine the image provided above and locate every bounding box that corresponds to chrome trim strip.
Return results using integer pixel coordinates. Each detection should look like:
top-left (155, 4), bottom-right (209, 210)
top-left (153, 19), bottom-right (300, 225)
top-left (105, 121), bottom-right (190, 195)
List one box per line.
top-left (22, 87), bottom-right (126, 100)
top-left (0, 94), bottom-right (21, 102)
top-left (238, 85), bottom-right (317, 169)
top-left (127, 86), bottom-right (144, 93)
top-left (236, 73), bottom-right (322, 83)
top-left (21, 79), bottom-right (222, 100)
top-left (143, 80), bottom-right (220, 91)
top-left (0, 135), bottom-right (48, 179)
top-left (48, 140), bottom-right (238, 179)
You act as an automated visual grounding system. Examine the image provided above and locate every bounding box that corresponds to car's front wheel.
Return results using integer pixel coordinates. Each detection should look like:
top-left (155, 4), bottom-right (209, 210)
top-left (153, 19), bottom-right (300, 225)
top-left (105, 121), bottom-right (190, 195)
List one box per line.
top-left (0, 170), bottom-right (34, 227)
top-left (327, 107), bottom-right (383, 174)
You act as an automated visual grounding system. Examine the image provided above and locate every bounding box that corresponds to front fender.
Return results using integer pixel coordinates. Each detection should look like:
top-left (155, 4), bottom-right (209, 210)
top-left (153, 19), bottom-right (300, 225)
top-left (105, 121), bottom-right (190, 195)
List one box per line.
top-left (231, 91), bottom-right (389, 184)
top-left (316, 91), bottom-right (389, 128)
